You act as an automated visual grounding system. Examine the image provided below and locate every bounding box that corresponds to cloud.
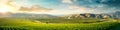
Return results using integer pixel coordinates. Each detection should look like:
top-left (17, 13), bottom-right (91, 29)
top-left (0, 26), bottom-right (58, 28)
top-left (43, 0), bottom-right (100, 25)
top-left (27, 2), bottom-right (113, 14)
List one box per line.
top-left (0, 0), bottom-right (53, 13)
top-left (71, 0), bottom-right (120, 8)
top-left (0, 0), bottom-right (118, 15)
top-left (19, 5), bottom-right (52, 12)
top-left (61, 0), bottom-right (72, 3)
top-left (96, 0), bottom-right (120, 7)
top-left (68, 5), bottom-right (89, 10)
top-left (0, 0), bottom-right (12, 3)
top-left (60, 0), bottom-right (120, 13)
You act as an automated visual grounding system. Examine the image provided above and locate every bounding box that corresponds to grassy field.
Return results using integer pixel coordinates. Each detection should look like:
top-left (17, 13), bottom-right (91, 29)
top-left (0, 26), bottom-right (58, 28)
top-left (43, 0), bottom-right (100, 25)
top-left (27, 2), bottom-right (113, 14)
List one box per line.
top-left (0, 18), bottom-right (119, 30)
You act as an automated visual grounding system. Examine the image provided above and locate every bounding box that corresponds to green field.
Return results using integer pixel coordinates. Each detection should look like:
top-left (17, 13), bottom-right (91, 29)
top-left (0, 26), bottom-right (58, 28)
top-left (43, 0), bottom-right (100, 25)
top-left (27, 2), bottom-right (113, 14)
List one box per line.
top-left (0, 18), bottom-right (119, 30)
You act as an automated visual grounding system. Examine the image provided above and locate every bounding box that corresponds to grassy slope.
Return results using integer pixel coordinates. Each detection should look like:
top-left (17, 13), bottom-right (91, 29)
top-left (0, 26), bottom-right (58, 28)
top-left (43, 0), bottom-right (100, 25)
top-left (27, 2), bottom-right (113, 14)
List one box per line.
top-left (110, 20), bottom-right (120, 30)
top-left (35, 18), bottom-right (102, 23)
top-left (0, 18), bottom-right (119, 30)
top-left (0, 18), bottom-right (41, 26)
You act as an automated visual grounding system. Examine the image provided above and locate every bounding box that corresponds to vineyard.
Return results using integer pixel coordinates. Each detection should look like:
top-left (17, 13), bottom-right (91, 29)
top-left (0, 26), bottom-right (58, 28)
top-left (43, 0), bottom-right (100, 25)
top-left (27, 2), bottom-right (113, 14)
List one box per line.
top-left (0, 18), bottom-right (119, 30)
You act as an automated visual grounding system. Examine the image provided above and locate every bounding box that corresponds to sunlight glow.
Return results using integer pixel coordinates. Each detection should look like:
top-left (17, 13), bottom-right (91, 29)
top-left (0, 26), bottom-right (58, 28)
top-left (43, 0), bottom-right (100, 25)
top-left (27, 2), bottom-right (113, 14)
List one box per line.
top-left (0, 4), bottom-right (13, 13)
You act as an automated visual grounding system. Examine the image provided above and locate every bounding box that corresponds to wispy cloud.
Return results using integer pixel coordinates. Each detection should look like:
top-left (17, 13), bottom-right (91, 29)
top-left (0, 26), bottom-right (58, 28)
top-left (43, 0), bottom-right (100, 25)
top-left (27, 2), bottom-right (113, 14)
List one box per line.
top-left (60, 0), bottom-right (120, 14)
top-left (0, 0), bottom-right (119, 15)
top-left (19, 5), bottom-right (52, 12)
top-left (61, 0), bottom-right (72, 4)
top-left (0, 0), bottom-right (54, 14)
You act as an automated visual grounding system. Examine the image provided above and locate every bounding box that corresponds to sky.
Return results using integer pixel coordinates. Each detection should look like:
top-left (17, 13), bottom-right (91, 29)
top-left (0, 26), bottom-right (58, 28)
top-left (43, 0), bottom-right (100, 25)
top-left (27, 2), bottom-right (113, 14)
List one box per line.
top-left (0, 0), bottom-right (119, 15)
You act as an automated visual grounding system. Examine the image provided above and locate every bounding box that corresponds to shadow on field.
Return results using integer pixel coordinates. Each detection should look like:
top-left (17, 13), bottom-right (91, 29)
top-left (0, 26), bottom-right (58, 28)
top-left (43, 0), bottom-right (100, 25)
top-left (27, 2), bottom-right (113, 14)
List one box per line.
top-left (0, 27), bottom-right (28, 30)
top-left (110, 23), bottom-right (120, 30)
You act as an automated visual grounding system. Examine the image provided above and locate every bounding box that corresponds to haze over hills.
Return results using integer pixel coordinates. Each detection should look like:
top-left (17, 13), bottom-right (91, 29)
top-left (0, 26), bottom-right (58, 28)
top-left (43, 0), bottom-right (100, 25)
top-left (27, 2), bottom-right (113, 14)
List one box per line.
top-left (0, 11), bottom-right (119, 19)
top-left (0, 13), bottom-right (57, 18)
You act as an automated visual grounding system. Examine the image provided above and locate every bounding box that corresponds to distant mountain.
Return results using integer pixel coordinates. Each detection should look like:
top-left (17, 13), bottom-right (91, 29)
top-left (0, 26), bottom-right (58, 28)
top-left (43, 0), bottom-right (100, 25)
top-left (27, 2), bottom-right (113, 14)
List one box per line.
top-left (0, 13), bottom-right (57, 18)
top-left (112, 11), bottom-right (120, 18)
top-left (0, 11), bottom-right (120, 19)
top-left (63, 11), bottom-right (120, 19)
top-left (10, 13), bottom-right (57, 18)
top-left (63, 13), bottom-right (111, 19)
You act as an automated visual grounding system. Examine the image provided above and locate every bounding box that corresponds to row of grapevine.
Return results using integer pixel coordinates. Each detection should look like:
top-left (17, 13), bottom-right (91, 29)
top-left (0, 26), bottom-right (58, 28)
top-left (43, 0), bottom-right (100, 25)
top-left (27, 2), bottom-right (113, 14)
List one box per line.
top-left (0, 22), bottom-right (117, 30)
top-left (32, 22), bottom-right (118, 30)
